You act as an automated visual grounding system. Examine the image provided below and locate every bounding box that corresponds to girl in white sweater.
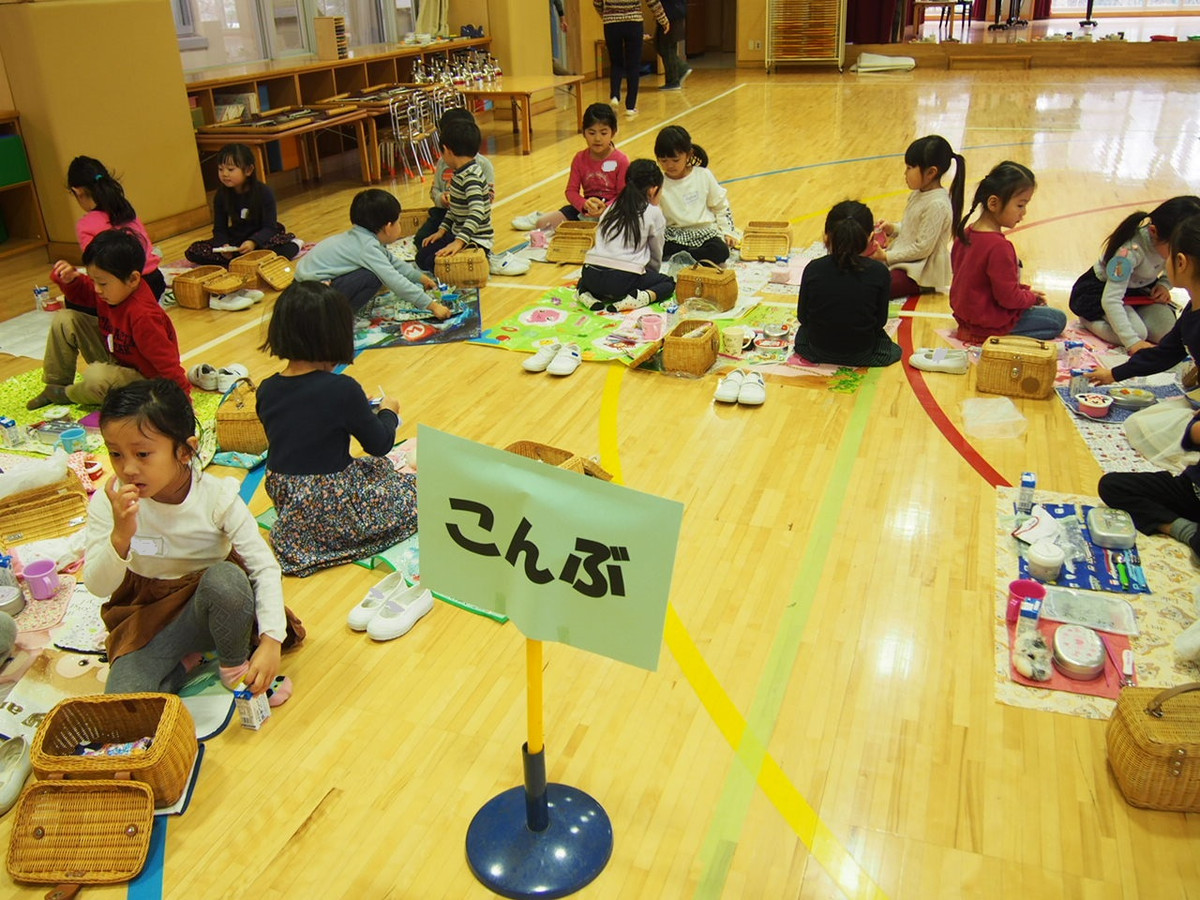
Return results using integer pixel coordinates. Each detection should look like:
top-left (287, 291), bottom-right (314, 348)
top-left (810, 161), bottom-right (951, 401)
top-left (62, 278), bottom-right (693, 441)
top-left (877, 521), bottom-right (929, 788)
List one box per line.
top-left (654, 126), bottom-right (737, 265)
top-left (872, 134), bottom-right (965, 299)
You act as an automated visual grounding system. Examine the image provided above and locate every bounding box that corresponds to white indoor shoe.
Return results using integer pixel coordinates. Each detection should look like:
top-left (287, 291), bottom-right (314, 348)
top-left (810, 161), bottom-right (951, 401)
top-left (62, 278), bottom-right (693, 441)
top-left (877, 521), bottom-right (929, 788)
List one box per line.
top-left (188, 363), bottom-right (219, 392)
top-left (348, 570), bottom-right (410, 631)
top-left (489, 254), bottom-right (531, 276)
top-left (737, 372), bottom-right (767, 406)
top-left (0, 736), bottom-right (31, 817)
top-left (523, 341), bottom-right (563, 373)
top-left (209, 291), bottom-right (255, 312)
top-left (367, 584), bottom-right (435, 641)
top-left (909, 347), bottom-right (969, 374)
top-left (511, 212), bottom-right (545, 231)
top-left (714, 369), bottom-right (745, 403)
top-left (546, 343), bottom-right (582, 376)
top-left (216, 364), bottom-right (250, 393)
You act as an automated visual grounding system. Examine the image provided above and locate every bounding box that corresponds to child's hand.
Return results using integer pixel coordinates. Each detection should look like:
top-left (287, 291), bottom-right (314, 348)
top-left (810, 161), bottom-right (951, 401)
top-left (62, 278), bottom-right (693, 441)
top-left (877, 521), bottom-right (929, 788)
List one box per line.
top-left (880, 221), bottom-right (896, 238)
top-left (52, 260), bottom-right (79, 283)
top-left (104, 475), bottom-right (140, 553)
top-left (869, 246), bottom-right (887, 263)
top-left (1088, 368), bottom-right (1116, 386)
top-left (243, 636), bottom-right (281, 695)
top-left (1032, 291), bottom-right (1048, 306)
top-left (421, 229), bottom-right (446, 248)
top-left (723, 233), bottom-right (738, 248)
top-left (1128, 340), bottom-right (1156, 355)
top-left (439, 192), bottom-right (450, 208)
top-left (237, 240), bottom-right (256, 254)
top-left (381, 396), bottom-right (401, 416)
top-left (583, 197), bottom-right (605, 217)
top-left (1151, 284), bottom-right (1172, 304)
top-left (420, 274), bottom-right (437, 290)
top-left (435, 239), bottom-right (465, 258)
top-left (428, 300), bottom-right (451, 320)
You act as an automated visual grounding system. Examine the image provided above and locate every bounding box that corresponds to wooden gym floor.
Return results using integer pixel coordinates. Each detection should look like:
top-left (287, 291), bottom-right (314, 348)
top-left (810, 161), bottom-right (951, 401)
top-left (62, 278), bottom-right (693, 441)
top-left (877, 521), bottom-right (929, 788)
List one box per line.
top-left (1, 61), bottom-right (1199, 898)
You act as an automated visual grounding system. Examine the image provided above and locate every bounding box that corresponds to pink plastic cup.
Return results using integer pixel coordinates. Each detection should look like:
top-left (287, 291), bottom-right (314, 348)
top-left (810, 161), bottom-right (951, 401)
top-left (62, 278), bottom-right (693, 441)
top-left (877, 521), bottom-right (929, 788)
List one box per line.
top-left (641, 314), bottom-right (664, 341)
top-left (23, 559), bottom-right (59, 601)
top-left (1007, 579), bottom-right (1046, 625)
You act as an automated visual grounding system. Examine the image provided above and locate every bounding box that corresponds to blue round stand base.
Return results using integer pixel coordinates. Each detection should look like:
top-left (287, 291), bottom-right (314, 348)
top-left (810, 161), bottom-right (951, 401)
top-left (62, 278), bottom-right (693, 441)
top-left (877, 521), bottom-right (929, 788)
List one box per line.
top-left (465, 783), bottom-right (613, 899)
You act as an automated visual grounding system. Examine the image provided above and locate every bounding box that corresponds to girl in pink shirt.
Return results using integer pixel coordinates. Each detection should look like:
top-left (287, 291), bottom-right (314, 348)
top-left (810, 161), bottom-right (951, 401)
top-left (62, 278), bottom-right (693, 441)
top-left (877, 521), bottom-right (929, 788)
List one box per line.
top-left (67, 156), bottom-right (164, 300)
top-left (511, 104), bottom-right (629, 233)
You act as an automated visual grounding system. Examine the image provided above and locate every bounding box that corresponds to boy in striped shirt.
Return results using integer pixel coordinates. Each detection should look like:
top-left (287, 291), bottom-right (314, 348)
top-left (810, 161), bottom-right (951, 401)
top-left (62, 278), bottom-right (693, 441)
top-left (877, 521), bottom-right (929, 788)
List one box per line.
top-left (416, 120), bottom-right (494, 272)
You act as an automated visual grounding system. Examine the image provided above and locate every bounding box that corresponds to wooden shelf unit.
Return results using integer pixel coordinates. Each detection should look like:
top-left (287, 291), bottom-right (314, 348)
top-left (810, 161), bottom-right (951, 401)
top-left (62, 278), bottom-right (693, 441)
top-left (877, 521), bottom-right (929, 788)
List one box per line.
top-left (766, 0), bottom-right (847, 71)
top-left (0, 111), bottom-right (48, 262)
top-left (314, 16), bottom-right (348, 61)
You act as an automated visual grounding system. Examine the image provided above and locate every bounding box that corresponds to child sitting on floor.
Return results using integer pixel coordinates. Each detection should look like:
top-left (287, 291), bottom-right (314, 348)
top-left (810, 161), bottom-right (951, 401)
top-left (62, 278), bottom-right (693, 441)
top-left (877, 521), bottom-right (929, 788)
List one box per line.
top-left (415, 107), bottom-right (495, 247)
top-left (257, 282), bottom-right (418, 578)
top-left (86, 379), bottom-right (294, 704)
top-left (296, 188), bottom-right (448, 318)
top-left (576, 159), bottom-right (674, 312)
top-left (1069, 196), bottom-right (1200, 354)
top-left (794, 200), bottom-right (901, 367)
top-left (950, 161), bottom-right (1066, 342)
top-left (28, 230), bottom-right (189, 410)
top-left (185, 144), bottom-right (299, 267)
top-left (654, 125), bottom-right (736, 265)
top-left (416, 119), bottom-right (495, 273)
top-left (511, 103), bottom-right (628, 233)
top-left (67, 156), bottom-right (166, 300)
top-left (871, 135), bottom-right (965, 299)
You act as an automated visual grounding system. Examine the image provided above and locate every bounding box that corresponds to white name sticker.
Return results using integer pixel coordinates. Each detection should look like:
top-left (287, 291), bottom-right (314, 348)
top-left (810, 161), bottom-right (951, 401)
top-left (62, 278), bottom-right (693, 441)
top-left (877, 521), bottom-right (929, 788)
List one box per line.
top-left (129, 535), bottom-right (166, 557)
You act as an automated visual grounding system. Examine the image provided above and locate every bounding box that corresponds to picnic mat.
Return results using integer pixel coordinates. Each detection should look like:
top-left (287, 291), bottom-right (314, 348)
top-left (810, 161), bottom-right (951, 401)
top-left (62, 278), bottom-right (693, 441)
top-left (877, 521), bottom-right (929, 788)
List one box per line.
top-left (0, 369), bottom-right (222, 467)
top-left (1012, 501), bottom-right (1150, 594)
top-left (354, 288), bottom-right (481, 351)
top-left (935, 322), bottom-right (1115, 381)
top-left (0, 309), bottom-right (54, 361)
top-left (0, 582), bottom-right (235, 741)
top-left (993, 486), bottom-right (1200, 720)
top-left (1056, 382), bottom-right (1185, 424)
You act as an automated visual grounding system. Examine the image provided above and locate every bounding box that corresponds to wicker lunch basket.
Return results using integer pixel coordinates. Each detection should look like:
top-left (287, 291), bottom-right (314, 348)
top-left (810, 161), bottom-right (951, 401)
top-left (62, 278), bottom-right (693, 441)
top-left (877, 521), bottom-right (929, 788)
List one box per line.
top-left (7, 779), bottom-right (155, 892)
top-left (230, 251), bottom-right (295, 291)
top-left (505, 440), bottom-right (612, 481)
top-left (1107, 682), bottom-right (1200, 811)
top-left (31, 693), bottom-right (198, 808)
top-left (397, 209), bottom-right (426, 237)
top-left (0, 474), bottom-right (88, 551)
top-left (662, 319), bottom-right (719, 377)
top-left (674, 260), bottom-right (738, 312)
top-left (435, 247), bottom-right (489, 288)
top-left (215, 379), bottom-right (268, 455)
top-left (172, 266), bottom-right (251, 309)
top-left (740, 221), bottom-right (792, 261)
top-left (228, 249), bottom-right (275, 280)
top-left (545, 221), bottom-right (597, 265)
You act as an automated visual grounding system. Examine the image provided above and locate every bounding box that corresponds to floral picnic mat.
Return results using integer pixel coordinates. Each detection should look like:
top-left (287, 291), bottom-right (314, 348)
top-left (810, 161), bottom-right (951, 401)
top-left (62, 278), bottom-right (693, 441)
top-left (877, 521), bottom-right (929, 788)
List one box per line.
top-left (354, 288), bottom-right (481, 351)
top-left (993, 486), bottom-right (1200, 720)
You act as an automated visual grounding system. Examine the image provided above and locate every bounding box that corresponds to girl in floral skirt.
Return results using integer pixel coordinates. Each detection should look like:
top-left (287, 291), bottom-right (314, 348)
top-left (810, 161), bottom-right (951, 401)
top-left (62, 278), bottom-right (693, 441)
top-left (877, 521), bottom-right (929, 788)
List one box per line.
top-left (256, 282), bottom-right (417, 576)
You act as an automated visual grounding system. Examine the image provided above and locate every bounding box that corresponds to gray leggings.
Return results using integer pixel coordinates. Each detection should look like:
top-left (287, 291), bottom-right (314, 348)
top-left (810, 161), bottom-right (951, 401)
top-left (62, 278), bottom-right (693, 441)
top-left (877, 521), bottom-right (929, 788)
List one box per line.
top-left (105, 562), bottom-right (255, 695)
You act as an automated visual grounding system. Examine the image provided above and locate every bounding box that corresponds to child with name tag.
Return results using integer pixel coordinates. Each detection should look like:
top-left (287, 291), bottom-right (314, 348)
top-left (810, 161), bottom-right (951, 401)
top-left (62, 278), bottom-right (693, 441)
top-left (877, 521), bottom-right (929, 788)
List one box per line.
top-left (1069, 196), bottom-right (1200, 353)
top-left (85, 379), bottom-right (294, 705)
top-left (654, 125), bottom-right (737, 265)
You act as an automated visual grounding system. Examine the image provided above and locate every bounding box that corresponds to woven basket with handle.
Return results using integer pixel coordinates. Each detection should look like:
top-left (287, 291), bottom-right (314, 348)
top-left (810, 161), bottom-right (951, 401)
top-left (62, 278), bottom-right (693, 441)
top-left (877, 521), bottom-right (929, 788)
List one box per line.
top-left (1107, 682), bottom-right (1200, 811)
top-left (172, 267), bottom-right (250, 309)
top-left (740, 220), bottom-right (792, 261)
top-left (662, 319), bottom-right (718, 377)
top-left (215, 378), bottom-right (268, 454)
top-left (435, 247), bottom-right (489, 288)
top-left (504, 440), bottom-right (612, 481)
top-left (674, 260), bottom-right (738, 312)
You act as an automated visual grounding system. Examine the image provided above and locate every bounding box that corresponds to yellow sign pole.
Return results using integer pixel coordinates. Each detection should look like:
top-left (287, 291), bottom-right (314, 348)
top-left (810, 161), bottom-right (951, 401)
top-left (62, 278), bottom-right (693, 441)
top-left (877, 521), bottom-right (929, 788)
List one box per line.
top-left (526, 639), bottom-right (544, 755)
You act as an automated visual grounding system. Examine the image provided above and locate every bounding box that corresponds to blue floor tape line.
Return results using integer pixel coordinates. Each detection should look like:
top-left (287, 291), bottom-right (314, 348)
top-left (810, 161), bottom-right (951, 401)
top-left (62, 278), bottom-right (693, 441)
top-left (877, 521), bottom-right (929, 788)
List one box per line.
top-left (128, 816), bottom-right (167, 899)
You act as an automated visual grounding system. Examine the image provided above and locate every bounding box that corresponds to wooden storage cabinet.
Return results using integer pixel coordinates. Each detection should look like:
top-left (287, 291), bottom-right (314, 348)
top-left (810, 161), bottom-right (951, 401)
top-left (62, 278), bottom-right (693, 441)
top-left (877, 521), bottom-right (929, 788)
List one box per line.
top-left (0, 112), bottom-right (48, 261)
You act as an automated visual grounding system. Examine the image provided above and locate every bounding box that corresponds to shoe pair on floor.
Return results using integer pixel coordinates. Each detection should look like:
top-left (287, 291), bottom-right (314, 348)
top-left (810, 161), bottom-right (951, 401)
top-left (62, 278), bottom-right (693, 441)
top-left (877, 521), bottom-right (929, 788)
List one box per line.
top-left (714, 369), bottom-right (766, 405)
top-left (209, 289), bottom-right (264, 312)
top-left (348, 571), bottom-right (435, 641)
top-left (188, 362), bottom-right (249, 393)
top-left (908, 348), bottom-right (969, 374)
top-left (523, 341), bottom-right (581, 376)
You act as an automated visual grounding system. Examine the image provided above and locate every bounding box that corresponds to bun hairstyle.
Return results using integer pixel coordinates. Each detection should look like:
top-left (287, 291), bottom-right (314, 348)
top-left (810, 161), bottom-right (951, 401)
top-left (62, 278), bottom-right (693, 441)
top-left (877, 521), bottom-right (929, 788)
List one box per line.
top-left (1101, 195), bottom-right (1200, 264)
top-left (955, 161), bottom-right (1035, 244)
top-left (904, 135), bottom-right (966, 233)
top-left (824, 200), bottom-right (873, 271)
top-left (654, 125), bottom-right (708, 168)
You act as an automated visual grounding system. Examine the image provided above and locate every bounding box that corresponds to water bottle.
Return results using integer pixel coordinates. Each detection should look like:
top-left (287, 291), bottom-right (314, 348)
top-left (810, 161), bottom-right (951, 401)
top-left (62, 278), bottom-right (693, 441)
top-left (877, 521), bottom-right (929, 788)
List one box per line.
top-left (1064, 340), bottom-right (1085, 370)
top-left (1069, 368), bottom-right (1089, 397)
top-left (33, 285), bottom-right (50, 310)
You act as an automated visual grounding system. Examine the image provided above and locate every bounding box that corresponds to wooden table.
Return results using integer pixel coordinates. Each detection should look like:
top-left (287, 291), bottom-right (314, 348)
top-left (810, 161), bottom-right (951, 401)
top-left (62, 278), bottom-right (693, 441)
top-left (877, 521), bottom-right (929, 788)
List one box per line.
top-left (193, 108), bottom-right (372, 185)
top-left (457, 75), bottom-right (584, 155)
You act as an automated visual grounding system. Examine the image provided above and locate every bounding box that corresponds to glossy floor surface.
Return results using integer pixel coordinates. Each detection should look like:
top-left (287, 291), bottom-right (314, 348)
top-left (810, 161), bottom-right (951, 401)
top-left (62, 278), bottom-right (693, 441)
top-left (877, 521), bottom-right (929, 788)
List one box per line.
top-left (1, 63), bottom-right (1199, 898)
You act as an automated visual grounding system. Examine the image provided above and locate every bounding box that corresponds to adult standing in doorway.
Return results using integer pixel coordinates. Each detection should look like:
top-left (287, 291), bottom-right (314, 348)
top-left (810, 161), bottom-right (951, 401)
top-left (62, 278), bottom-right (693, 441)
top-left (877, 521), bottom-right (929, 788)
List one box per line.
top-left (595, 0), bottom-right (669, 119)
top-left (656, 0), bottom-right (690, 91)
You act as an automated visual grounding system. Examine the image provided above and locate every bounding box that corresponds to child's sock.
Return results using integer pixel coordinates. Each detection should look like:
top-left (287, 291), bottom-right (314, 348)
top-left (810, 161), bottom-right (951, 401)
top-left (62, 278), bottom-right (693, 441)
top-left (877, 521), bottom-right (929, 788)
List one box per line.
top-left (1169, 518), bottom-right (1198, 546)
top-left (265, 675), bottom-right (293, 708)
top-left (218, 661), bottom-right (250, 690)
top-left (26, 384), bottom-right (70, 411)
top-left (613, 291), bottom-right (652, 312)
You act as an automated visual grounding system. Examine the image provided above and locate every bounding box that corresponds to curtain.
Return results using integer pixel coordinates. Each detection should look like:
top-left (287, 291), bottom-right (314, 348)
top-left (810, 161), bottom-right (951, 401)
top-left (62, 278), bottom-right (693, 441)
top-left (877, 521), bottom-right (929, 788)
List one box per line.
top-left (846, 0), bottom-right (900, 43)
top-left (415, 0), bottom-right (448, 35)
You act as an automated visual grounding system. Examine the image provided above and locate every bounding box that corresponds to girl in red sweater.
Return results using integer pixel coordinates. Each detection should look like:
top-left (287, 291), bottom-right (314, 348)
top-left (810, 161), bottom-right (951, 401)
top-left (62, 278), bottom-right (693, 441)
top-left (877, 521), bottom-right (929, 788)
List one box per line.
top-left (949, 161), bottom-right (1066, 343)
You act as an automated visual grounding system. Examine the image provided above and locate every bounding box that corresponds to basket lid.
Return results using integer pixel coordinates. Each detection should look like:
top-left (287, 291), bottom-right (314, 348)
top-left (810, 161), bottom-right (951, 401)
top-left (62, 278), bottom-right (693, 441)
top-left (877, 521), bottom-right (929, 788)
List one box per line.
top-left (259, 256), bottom-right (296, 290)
top-left (7, 780), bottom-right (154, 886)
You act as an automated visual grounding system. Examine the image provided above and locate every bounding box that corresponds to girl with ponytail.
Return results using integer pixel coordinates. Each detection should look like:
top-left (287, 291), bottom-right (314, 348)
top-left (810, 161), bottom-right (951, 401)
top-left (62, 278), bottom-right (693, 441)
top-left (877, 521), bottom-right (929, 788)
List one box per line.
top-left (1069, 196), bottom-right (1200, 354)
top-left (67, 156), bottom-right (165, 299)
top-left (949, 161), bottom-right (1066, 342)
top-left (872, 134), bottom-right (965, 299)
top-left (793, 200), bottom-right (901, 368)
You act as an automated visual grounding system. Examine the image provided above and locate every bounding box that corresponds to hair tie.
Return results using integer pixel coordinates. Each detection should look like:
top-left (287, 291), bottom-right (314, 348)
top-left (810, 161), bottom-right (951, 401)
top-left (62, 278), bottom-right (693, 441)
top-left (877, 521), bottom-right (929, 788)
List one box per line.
top-left (94, 174), bottom-right (103, 182)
